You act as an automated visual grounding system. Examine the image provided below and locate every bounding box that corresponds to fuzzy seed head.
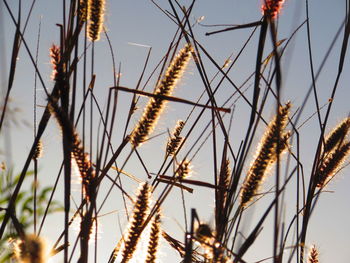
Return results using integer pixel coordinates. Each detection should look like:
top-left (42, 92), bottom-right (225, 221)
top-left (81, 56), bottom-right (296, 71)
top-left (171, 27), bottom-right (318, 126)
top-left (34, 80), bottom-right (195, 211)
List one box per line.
top-left (262, 0), bottom-right (286, 19)
top-left (87, 0), bottom-right (105, 41)
top-left (121, 182), bottom-right (151, 263)
top-left (240, 102), bottom-right (291, 206)
top-left (166, 120), bottom-right (185, 156)
top-left (32, 139), bottom-right (43, 160)
top-left (324, 117), bottom-right (350, 153)
top-left (308, 245), bottom-right (319, 263)
top-left (78, 0), bottom-right (89, 28)
top-left (145, 212), bottom-right (161, 263)
top-left (49, 44), bottom-right (61, 81)
top-left (14, 235), bottom-right (46, 263)
top-left (130, 44), bottom-right (193, 147)
top-left (316, 141), bottom-right (350, 188)
top-left (71, 131), bottom-right (96, 200)
top-left (176, 160), bottom-right (192, 179)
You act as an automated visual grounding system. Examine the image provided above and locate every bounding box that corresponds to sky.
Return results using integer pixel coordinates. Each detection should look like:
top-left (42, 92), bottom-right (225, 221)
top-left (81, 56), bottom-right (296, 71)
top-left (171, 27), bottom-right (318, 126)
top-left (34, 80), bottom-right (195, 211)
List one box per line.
top-left (1, 0), bottom-right (350, 263)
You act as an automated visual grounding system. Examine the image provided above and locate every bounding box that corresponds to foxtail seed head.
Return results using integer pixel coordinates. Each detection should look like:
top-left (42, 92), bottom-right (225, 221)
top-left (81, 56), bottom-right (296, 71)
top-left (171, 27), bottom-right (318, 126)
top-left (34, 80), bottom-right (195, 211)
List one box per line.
top-left (166, 120), bottom-right (185, 156)
top-left (145, 212), bottom-right (161, 263)
top-left (308, 245), bottom-right (319, 263)
top-left (87, 0), bottom-right (105, 41)
top-left (323, 117), bottom-right (350, 153)
top-left (316, 141), bottom-right (350, 188)
top-left (240, 102), bottom-right (291, 206)
top-left (262, 0), bottom-right (286, 20)
top-left (121, 182), bottom-right (151, 263)
top-left (14, 234), bottom-right (46, 263)
top-left (130, 44), bottom-right (193, 147)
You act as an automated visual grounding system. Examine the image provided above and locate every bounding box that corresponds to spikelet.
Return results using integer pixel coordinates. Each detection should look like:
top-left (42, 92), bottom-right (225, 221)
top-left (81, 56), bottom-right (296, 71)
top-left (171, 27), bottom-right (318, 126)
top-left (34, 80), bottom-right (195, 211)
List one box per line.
top-left (14, 234), bottom-right (46, 263)
top-left (316, 141), bottom-right (350, 188)
top-left (308, 245), bottom-right (319, 263)
top-left (49, 44), bottom-right (61, 81)
top-left (87, 0), bottom-right (105, 41)
top-left (130, 44), bottom-right (193, 147)
top-left (32, 139), bottom-right (43, 160)
top-left (145, 212), bottom-right (161, 263)
top-left (166, 120), bottom-right (185, 156)
top-left (323, 117), bottom-right (350, 153)
top-left (261, 0), bottom-right (286, 19)
top-left (176, 159), bottom-right (192, 179)
top-left (240, 102), bottom-right (291, 207)
top-left (121, 182), bottom-right (151, 263)
top-left (78, 0), bottom-right (89, 28)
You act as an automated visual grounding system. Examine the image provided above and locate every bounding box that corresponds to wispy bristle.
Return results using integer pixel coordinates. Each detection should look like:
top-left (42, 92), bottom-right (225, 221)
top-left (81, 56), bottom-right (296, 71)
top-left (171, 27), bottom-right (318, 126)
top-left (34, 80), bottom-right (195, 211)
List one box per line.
top-left (316, 141), bottom-right (350, 188)
top-left (240, 102), bottom-right (291, 206)
top-left (32, 139), bottom-right (43, 160)
top-left (323, 117), bottom-right (350, 153)
top-left (130, 44), bottom-right (193, 148)
top-left (145, 212), bottom-right (161, 263)
top-left (121, 182), bottom-right (151, 263)
top-left (14, 234), bottom-right (46, 263)
top-left (308, 245), bottom-right (319, 263)
top-left (261, 0), bottom-right (286, 19)
top-left (166, 120), bottom-right (185, 156)
top-left (87, 0), bottom-right (105, 41)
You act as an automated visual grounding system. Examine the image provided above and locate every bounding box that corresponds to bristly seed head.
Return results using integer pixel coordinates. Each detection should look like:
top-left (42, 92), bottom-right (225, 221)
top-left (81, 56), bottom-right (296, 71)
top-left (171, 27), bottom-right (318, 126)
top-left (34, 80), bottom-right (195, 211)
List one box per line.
top-left (240, 102), bottom-right (291, 207)
top-left (261, 0), bottom-right (286, 20)
top-left (323, 117), bottom-right (350, 153)
top-left (166, 120), bottom-right (185, 156)
top-left (14, 234), bottom-right (46, 263)
top-left (316, 141), bottom-right (350, 188)
top-left (130, 44), bottom-right (193, 148)
top-left (308, 245), bottom-right (319, 263)
top-left (121, 182), bottom-right (151, 263)
top-left (87, 0), bottom-right (105, 41)
top-left (32, 139), bottom-right (43, 160)
top-left (176, 159), bottom-right (192, 179)
top-left (145, 212), bottom-right (161, 263)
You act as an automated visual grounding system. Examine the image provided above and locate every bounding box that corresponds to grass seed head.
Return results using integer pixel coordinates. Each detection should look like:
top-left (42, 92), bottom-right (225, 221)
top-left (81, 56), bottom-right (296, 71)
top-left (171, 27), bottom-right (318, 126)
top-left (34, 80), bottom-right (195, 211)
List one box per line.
top-left (121, 182), bottom-right (151, 263)
top-left (240, 102), bottom-right (291, 206)
top-left (145, 212), bottom-right (161, 263)
top-left (130, 44), bottom-right (193, 147)
top-left (87, 0), bottom-right (105, 41)
top-left (323, 117), bottom-right (350, 153)
top-left (262, 0), bottom-right (286, 20)
top-left (14, 234), bottom-right (46, 263)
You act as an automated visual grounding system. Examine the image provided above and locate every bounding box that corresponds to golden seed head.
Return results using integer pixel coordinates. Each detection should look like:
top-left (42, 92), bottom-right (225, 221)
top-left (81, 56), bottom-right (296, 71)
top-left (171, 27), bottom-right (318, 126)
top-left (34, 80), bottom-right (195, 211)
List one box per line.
top-left (130, 45), bottom-right (193, 148)
top-left (240, 102), bottom-right (291, 206)
top-left (87, 0), bottom-right (105, 41)
top-left (32, 139), bottom-right (43, 160)
top-left (14, 234), bottom-right (46, 263)
top-left (121, 182), bottom-right (151, 263)
top-left (308, 245), bottom-right (319, 263)
top-left (323, 117), bottom-right (350, 153)
top-left (316, 141), bottom-right (350, 188)
top-left (145, 212), bottom-right (161, 263)
top-left (166, 120), bottom-right (185, 156)
top-left (262, 0), bottom-right (286, 20)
